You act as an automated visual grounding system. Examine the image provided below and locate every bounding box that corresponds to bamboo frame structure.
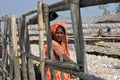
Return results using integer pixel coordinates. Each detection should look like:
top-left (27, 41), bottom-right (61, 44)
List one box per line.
top-left (0, 0), bottom-right (120, 80)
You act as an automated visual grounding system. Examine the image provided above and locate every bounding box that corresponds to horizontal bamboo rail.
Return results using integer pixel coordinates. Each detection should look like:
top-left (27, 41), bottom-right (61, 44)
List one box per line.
top-left (22, 10), bottom-right (37, 17)
top-left (20, 50), bottom-right (39, 61)
top-left (27, 0), bottom-right (120, 25)
top-left (19, 0), bottom-right (120, 17)
top-left (49, 0), bottom-right (120, 12)
top-left (47, 65), bottom-right (104, 80)
top-left (20, 50), bottom-right (81, 71)
top-left (20, 50), bottom-right (104, 80)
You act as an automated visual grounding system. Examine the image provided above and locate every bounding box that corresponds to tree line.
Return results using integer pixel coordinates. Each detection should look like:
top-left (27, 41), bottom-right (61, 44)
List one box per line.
top-left (99, 3), bottom-right (120, 15)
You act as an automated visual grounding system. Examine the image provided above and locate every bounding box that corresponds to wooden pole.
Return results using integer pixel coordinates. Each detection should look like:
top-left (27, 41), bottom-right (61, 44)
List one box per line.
top-left (49, 0), bottom-right (120, 12)
top-left (16, 18), bottom-right (21, 38)
top-left (3, 15), bottom-right (9, 67)
top-left (11, 15), bottom-right (21, 80)
top-left (0, 19), bottom-right (1, 42)
top-left (1, 16), bottom-right (7, 80)
top-left (43, 3), bottom-right (56, 80)
top-left (3, 16), bottom-right (10, 80)
top-left (46, 65), bottom-right (103, 80)
top-left (19, 51), bottom-right (82, 72)
top-left (22, 10), bottom-right (37, 17)
top-left (69, 0), bottom-right (87, 75)
top-left (24, 17), bottom-right (36, 80)
top-left (28, 0), bottom-right (120, 24)
top-left (37, 1), bottom-right (46, 80)
top-left (2, 15), bottom-right (8, 65)
top-left (7, 17), bottom-right (14, 80)
top-left (19, 16), bottom-right (28, 80)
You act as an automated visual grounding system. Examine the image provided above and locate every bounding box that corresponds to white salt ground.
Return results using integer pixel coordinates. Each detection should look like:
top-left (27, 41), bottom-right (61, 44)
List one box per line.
top-left (31, 44), bottom-right (120, 80)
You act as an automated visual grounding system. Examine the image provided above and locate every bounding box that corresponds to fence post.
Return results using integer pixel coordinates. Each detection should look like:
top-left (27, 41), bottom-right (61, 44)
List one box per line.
top-left (37, 1), bottom-right (46, 80)
top-left (69, 0), bottom-right (88, 76)
top-left (43, 3), bottom-right (56, 80)
top-left (2, 15), bottom-right (9, 77)
top-left (2, 15), bottom-right (8, 68)
top-left (0, 18), bottom-right (1, 42)
top-left (23, 16), bottom-right (36, 80)
top-left (1, 16), bottom-right (8, 80)
top-left (19, 16), bottom-right (28, 80)
top-left (7, 16), bottom-right (14, 80)
top-left (11, 15), bottom-right (21, 80)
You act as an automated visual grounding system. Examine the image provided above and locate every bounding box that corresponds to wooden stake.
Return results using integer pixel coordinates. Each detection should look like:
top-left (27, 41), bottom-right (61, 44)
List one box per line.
top-left (7, 17), bottom-right (14, 80)
top-left (69, 0), bottom-right (87, 74)
top-left (37, 1), bottom-right (46, 80)
top-left (1, 16), bottom-right (8, 80)
top-left (43, 3), bottom-right (56, 80)
top-left (19, 16), bottom-right (28, 80)
top-left (24, 17), bottom-right (36, 80)
top-left (11, 15), bottom-right (21, 80)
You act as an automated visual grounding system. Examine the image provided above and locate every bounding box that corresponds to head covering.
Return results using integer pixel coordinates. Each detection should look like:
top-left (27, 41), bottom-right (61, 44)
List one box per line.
top-left (50, 21), bottom-right (69, 56)
top-left (45, 22), bottom-right (71, 80)
top-left (50, 22), bottom-right (66, 33)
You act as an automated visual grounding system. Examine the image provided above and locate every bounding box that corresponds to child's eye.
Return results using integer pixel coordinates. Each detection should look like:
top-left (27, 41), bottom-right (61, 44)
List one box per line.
top-left (55, 32), bottom-right (59, 34)
top-left (55, 32), bottom-right (64, 34)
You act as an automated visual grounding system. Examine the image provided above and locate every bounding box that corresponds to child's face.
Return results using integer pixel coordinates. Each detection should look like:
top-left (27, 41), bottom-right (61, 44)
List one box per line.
top-left (54, 27), bottom-right (65, 43)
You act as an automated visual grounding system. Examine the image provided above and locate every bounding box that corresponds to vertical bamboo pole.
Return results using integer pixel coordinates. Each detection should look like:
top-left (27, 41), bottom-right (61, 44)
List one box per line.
top-left (69, 0), bottom-right (87, 75)
top-left (20, 16), bottom-right (28, 80)
top-left (1, 16), bottom-right (6, 80)
top-left (16, 18), bottom-right (21, 38)
top-left (0, 19), bottom-right (2, 59)
top-left (3, 15), bottom-right (9, 67)
top-left (37, 1), bottom-right (46, 80)
top-left (24, 17), bottom-right (36, 80)
top-left (0, 17), bottom-right (5, 41)
top-left (16, 17), bottom-right (22, 79)
top-left (26, 36), bottom-right (36, 80)
top-left (11, 15), bottom-right (21, 80)
top-left (2, 16), bottom-right (11, 80)
top-left (8, 17), bottom-right (14, 80)
top-left (43, 3), bottom-right (56, 80)
top-left (2, 16), bottom-right (7, 65)
top-left (1, 16), bottom-right (6, 60)
top-left (0, 18), bottom-right (2, 42)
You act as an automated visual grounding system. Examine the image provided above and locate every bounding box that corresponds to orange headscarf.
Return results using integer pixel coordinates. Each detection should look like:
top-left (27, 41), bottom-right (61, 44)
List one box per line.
top-left (50, 21), bottom-right (69, 56)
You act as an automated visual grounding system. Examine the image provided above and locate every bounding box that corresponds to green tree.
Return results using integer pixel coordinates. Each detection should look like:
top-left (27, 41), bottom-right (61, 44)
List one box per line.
top-left (98, 4), bottom-right (110, 15)
top-left (115, 3), bottom-right (120, 13)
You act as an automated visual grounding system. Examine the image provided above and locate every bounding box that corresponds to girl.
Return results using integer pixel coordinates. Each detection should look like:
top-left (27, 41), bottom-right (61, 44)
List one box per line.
top-left (44, 21), bottom-right (73, 80)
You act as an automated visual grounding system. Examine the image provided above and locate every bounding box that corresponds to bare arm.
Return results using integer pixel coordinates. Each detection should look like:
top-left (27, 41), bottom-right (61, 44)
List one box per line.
top-left (62, 53), bottom-right (73, 63)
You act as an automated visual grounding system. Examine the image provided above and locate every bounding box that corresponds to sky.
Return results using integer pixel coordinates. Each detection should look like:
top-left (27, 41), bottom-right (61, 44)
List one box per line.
top-left (0, 0), bottom-right (117, 18)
